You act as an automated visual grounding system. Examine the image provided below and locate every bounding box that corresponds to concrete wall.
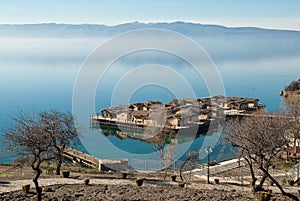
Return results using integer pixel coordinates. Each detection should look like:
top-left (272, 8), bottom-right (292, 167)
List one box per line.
top-left (99, 159), bottom-right (128, 172)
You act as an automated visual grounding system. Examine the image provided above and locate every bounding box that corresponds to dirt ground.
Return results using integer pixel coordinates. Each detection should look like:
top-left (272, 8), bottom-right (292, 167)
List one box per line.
top-left (0, 163), bottom-right (299, 201)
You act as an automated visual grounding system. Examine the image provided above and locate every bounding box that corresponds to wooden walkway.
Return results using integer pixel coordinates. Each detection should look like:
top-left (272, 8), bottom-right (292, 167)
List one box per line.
top-left (62, 147), bottom-right (128, 172)
top-left (63, 147), bottom-right (99, 168)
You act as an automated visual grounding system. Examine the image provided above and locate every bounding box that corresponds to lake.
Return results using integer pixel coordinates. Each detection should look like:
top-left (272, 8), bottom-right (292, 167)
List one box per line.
top-left (0, 36), bottom-right (299, 166)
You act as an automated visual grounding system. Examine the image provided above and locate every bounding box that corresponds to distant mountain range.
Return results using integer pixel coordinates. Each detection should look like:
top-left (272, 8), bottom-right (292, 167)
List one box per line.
top-left (1, 22), bottom-right (299, 62)
top-left (0, 21), bottom-right (300, 38)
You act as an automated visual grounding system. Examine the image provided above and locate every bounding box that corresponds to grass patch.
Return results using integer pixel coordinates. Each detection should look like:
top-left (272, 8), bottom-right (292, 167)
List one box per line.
top-left (272, 159), bottom-right (294, 172)
top-left (40, 162), bottom-right (56, 169)
top-left (0, 172), bottom-right (18, 177)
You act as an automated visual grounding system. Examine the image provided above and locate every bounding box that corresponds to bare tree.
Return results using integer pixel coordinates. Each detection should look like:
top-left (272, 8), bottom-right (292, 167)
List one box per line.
top-left (40, 110), bottom-right (78, 175)
top-left (179, 151), bottom-right (199, 182)
top-left (150, 132), bottom-right (167, 167)
top-left (283, 95), bottom-right (300, 146)
top-left (224, 116), bottom-right (266, 191)
top-left (150, 130), bottom-right (176, 178)
top-left (224, 111), bottom-right (299, 200)
top-left (4, 111), bottom-right (55, 201)
top-left (164, 144), bottom-right (176, 171)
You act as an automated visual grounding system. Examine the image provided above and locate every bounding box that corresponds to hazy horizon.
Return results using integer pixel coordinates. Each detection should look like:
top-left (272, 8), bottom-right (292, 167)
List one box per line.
top-left (0, 21), bottom-right (300, 32)
top-left (1, 1), bottom-right (300, 31)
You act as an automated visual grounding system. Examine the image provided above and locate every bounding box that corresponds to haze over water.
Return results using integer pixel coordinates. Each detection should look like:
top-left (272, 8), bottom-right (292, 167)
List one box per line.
top-left (0, 24), bottom-right (299, 164)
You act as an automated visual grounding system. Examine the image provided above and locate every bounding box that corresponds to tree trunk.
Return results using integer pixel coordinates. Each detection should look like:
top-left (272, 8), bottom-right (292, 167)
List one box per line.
top-left (55, 145), bottom-right (65, 175)
top-left (244, 157), bottom-right (257, 191)
top-left (33, 163), bottom-right (42, 201)
top-left (179, 161), bottom-right (186, 181)
top-left (56, 157), bottom-right (62, 175)
top-left (256, 173), bottom-right (267, 191)
top-left (259, 166), bottom-right (299, 201)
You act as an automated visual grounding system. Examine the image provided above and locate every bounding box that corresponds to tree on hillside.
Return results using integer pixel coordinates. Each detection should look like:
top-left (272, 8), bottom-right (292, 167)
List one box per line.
top-left (284, 79), bottom-right (300, 92)
top-left (224, 111), bottom-right (299, 200)
top-left (40, 110), bottom-right (78, 175)
top-left (283, 95), bottom-right (300, 147)
top-left (4, 111), bottom-right (55, 201)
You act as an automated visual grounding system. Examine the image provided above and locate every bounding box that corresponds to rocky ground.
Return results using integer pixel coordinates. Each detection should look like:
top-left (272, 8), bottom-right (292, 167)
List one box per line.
top-left (1, 183), bottom-right (257, 201)
top-left (0, 164), bottom-right (299, 200)
top-left (1, 177), bottom-right (298, 201)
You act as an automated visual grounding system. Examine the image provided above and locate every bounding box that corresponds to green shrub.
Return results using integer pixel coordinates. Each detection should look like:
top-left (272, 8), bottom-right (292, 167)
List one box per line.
top-left (83, 178), bottom-right (90, 185)
top-left (61, 170), bottom-right (70, 178)
top-left (47, 167), bottom-right (54, 175)
top-left (171, 175), bottom-right (176, 182)
top-left (259, 192), bottom-right (271, 201)
top-left (122, 172), bottom-right (128, 179)
top-left (214, 178), bottom-right (220, 184)
top-left (178, 182), bottom-right (185, 188)
top-left (135, 178), bottom-right (144, 186)
top-left (22, 184), bottom-right (30, 194)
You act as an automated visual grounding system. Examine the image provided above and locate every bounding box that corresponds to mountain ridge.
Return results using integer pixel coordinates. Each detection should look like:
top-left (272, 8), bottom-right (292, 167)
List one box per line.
top-left (0, 21), bottom-right (300, 38)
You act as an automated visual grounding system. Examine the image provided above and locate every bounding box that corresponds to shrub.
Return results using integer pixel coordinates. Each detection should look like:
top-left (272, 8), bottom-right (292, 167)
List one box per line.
top-left (214, 178), bottom-right (220, 184)
top-left (178, 182), bottom-right (185, 188)
top-left (230, 188), bottom-right (236, 192)
top-left (47, 167), bottom-right (55, 175)
top-left (259, 192), bottom-right (271, 201)
top-left (122, 172), bottom-right (128, 179)
top-left (135, 178), bottom-right (144, 186)
top-left (208, 161), bottom-right (218, 166)
top-left (83, 178), bottom-right (90, 185)
top-left (22, 184), bottom-right (30, 194)
top-left (61, 170), bottom-right (70, 178)
top-left (269, 180), bottom-right (274, 186)
top-left (171, 175), bottom-right (176, 182)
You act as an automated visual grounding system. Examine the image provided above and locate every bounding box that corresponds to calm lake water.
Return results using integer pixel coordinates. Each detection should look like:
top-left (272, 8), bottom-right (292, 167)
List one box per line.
top-left (0, 37), bottom-right (299, 165)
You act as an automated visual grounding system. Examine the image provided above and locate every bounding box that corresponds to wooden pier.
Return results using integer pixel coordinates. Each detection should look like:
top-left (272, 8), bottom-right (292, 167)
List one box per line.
top-left (63, 147), bottom-right (99, 168)
top-left (62, 147), bottom-right (128, 171)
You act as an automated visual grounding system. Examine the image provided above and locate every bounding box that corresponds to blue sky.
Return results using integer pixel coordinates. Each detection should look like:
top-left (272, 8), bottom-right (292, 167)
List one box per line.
top-left (1, 0), bottom-right (300, 30)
